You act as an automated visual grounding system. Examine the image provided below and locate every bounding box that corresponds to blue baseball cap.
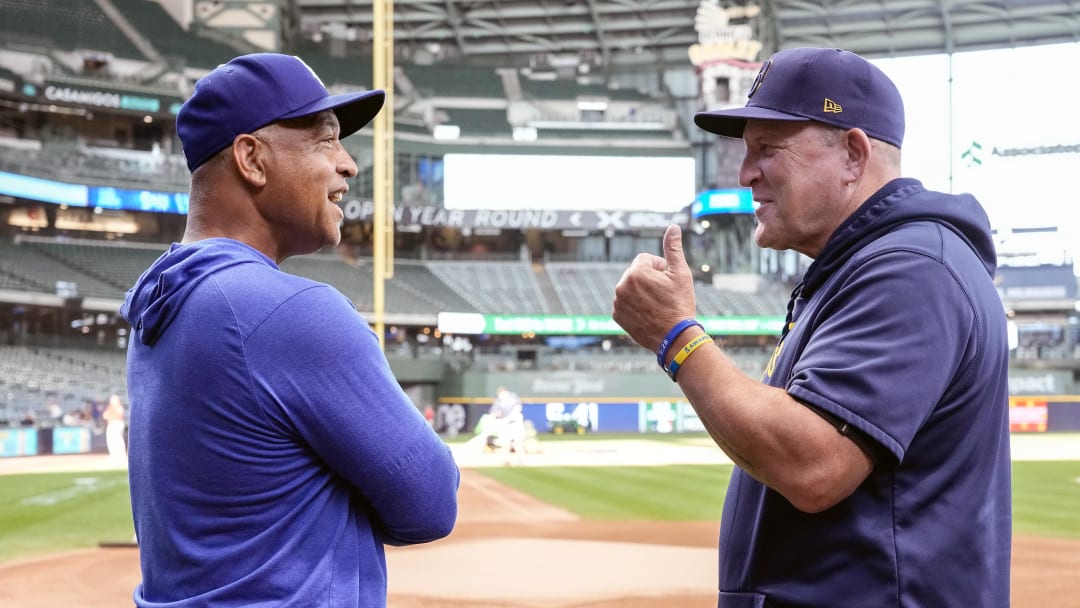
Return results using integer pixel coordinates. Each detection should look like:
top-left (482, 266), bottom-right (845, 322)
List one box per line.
top-left (694, 47), bottom-right (905, 147)
top-left (176, 53), bottom-right (385, 172)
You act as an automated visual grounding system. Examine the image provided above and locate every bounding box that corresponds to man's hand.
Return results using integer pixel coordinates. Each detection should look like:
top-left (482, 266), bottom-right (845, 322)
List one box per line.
top-left (612, 224), bottom-right (698, 351)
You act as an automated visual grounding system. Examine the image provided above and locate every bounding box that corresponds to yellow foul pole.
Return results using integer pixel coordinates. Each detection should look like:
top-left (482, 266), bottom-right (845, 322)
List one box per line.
top-left (372, 0), bottom-right (395, 350)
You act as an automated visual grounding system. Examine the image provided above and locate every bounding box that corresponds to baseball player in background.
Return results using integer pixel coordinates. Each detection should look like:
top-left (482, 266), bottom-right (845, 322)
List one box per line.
top-left (488, 386), bottom-right (526, 463)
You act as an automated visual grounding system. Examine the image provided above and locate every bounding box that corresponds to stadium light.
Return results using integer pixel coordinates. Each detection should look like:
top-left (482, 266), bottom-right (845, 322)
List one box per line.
top-left (576, 99), bottom-right (608, 111)
top-left (513, 126), bottom-right (538, 142)
top-left (433, 124), bottom-right (460, 140)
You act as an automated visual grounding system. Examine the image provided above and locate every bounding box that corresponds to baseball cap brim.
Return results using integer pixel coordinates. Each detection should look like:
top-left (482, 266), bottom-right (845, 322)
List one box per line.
top-left (279, 89), bottom-right (386, 139)
top-left (694, 106), bottom-right (811, 138)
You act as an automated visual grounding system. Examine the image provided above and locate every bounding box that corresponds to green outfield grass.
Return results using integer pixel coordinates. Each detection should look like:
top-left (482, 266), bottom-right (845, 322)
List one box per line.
top-left (0, 459), bottom-right (1077, 566)
top-left (481, 463), bottom-right (733, 520)
top-left (479, 461), bottom-right (1080, 536)
top-left (1011, 460), bottom-right (1080, 537)
top-left (0, 470), bottom-right (134, 564)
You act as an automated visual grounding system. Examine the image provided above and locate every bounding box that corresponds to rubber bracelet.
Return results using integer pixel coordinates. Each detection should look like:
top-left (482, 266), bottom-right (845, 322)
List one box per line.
top-left (666, 333), bottom-right (712, 381)
top-left (656, 319), bottom-right (702, 369)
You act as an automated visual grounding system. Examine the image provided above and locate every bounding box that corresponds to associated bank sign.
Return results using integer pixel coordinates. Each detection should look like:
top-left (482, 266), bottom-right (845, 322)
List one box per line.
top-left (992, 142), bottom-right (1080, 157)
top-left (960, 138), bottom-right (1080, 166)
top-left (43, 85), bottom-right (162, 113)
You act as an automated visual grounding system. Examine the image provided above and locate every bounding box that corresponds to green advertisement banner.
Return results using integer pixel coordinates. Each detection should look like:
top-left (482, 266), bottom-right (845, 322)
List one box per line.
top-left (438, 312), bottom-right (785, 336)
top-left (28, 81), bottom-right (185, 116)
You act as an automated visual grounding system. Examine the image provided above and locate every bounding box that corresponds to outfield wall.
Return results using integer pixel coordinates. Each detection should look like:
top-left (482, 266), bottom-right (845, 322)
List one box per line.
top-left (0, 426), bottom-right (107, 458)
top-left (435, 396), bottom-right (1080, 437)
top-left (1010, 396), bottom-right (1080, 432)
top-left (433, 368), bottom-right (1080, 435)
top-left (4, 394), bottom-right (1077, 460)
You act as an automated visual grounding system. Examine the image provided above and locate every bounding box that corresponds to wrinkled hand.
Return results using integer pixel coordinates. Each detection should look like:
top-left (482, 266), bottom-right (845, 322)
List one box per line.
top-left (612, 224), bottom-right (697, 351)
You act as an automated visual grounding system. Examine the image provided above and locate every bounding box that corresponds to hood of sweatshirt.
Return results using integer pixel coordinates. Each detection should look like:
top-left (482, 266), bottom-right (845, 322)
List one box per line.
top-left (800, 178), bottom-right (997, 298)
top-left (121, 239), bottom-right (274, 346)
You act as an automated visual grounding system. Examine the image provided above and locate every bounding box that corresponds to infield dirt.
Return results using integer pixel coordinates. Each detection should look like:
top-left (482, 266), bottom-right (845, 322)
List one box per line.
top-left (0, 439), bottom-right (1077, 607)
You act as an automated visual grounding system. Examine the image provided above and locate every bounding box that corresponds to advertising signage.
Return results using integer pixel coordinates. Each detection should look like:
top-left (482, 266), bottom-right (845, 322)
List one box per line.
top-left (0, 171), bottom-right (88, 206)
top-left (340, 199), bottom-right (689, 231)
top-left (32, 82), bottom-right (184, 116)
top-left (89, 187), bottom-right (189, 214)
top-left (437, 312), bottom-right (785, 336)
top-left (14, 79), bottom-right (183, 116)
top-left (0, 171), bottom-right (188, 214)
top-left (691, 188), bottom-right (755, 217)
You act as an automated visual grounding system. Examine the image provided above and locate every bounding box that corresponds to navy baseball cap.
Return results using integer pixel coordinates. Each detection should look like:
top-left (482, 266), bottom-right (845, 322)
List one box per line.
top-left (177, 53), bottom-right (385, 172)
top-left (694, 47), bottom-right (905, 147)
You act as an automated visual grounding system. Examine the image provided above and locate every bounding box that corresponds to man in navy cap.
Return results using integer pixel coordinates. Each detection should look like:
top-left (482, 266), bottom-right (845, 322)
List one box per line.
top-left (614, 47), bottom-right (1010, 606)
top-left (122, 53), bottom-right (459, 607)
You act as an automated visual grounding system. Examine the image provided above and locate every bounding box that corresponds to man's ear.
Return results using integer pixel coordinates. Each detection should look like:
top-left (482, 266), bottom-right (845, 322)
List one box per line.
top-left (231, 133), bottom-right (268, 187)
top-left (842, 128), bottom-right (873, 184)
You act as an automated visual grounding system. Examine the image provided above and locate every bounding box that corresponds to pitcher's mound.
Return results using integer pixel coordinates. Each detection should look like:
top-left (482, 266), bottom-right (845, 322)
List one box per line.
top-left (388, 537), bottom-right (716, 603)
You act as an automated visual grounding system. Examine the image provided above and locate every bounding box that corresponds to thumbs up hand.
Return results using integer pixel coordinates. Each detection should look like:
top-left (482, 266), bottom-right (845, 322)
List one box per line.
top-left (612, 224), bottom-right (698, 351)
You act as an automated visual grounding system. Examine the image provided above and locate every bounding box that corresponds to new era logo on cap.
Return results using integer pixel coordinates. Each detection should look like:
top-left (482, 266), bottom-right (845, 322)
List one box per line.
top-left (693, 47), bottom-right (905, 148)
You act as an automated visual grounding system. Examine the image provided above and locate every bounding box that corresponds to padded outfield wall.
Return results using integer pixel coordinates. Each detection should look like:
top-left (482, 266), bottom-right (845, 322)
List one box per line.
top-left (4, 370), bottom-right (1077, 458)
top-left (430, 368), bottom-right (1080, 437)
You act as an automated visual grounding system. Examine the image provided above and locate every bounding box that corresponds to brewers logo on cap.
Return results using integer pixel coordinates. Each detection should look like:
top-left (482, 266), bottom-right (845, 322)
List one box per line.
top-left (747, 58), bottom-right (772, 99)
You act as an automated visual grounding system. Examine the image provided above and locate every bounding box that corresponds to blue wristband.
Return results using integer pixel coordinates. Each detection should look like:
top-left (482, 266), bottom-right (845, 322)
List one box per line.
top-left (656, 319), bottom-right (702, 370)
top-left (666, 332), bottom-right (712, 381)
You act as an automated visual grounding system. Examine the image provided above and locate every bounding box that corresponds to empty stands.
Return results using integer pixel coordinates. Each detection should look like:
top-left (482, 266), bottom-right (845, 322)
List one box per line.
top-left (0, 345), bottom-right (127, 423)
top-left (280, 255), bottom-right (477, 316)
top-left (544, 261), bottom-right (623, 315)
top-left (0, 141), bottom-right (191, 193)
top-left (0, 0), bottom-right (143, 59)
top-left (546, 261), bottom-right (788, 317)
top-left (16, 236), bottom-right (167, 296)
top-left (426, 260), bottom-right (549, 314)
top-left (0, 237), bottom-right (122, 299)
top-left (695, 283), bottom-right (789, 316)
top-left (1, 236), bottom-right (789, 317)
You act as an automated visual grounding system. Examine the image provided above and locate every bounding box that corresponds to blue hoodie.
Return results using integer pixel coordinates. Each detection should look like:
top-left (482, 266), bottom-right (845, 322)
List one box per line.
top-left (718, 179), bottom-right (1011, 607)
top-left (121, 238), bottom-right (459, 608)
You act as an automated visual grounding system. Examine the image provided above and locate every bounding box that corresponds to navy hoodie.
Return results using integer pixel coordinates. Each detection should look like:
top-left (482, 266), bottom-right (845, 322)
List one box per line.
top-left (121, 238), bottom-right (459, 607)
top-left (717, 179), bottom-right (1011, 607)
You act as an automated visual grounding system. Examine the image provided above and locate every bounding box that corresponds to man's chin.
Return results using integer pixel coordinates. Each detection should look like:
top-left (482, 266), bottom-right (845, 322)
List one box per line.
top-left (752, 225), bottom-right (771, 248)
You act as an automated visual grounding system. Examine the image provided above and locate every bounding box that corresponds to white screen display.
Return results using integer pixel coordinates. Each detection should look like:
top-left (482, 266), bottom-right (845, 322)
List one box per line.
top-left (443, 154), bottom-right (696, 212)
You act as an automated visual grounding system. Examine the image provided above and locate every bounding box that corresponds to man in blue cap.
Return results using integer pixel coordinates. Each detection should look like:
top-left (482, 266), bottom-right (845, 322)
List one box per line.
top-left (613, 47), bottom-right (1011, 606)
top-left (122, 53), bottom-right (459, 607)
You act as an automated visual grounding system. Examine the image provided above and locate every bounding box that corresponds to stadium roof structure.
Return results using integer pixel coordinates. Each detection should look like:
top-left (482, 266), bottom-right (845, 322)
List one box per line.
top-left (292, 0), bottom-right (1080, 70)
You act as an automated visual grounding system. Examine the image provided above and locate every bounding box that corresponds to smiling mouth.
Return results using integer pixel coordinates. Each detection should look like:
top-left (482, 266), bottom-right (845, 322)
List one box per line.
top-left (329, 192), bottom-right (344, 203)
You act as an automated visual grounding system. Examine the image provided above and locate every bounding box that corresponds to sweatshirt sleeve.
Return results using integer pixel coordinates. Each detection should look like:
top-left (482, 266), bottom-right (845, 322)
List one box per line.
top-left (244, 284), bottom-right (459, 545)
top-left (787, 249), bottom-right (976, 463)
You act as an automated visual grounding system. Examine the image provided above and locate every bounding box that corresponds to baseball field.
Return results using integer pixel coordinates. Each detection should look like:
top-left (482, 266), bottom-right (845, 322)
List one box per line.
top-left (0, 432), bottom-right (1078, 607)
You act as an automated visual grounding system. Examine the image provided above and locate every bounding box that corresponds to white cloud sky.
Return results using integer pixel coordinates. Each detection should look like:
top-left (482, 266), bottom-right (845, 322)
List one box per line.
top-left (872, 43), bottom-right (1080, 268)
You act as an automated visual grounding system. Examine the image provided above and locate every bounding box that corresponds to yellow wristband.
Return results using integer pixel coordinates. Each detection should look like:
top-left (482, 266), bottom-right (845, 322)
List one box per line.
top-left (665, 332), bottom-right (712, 381)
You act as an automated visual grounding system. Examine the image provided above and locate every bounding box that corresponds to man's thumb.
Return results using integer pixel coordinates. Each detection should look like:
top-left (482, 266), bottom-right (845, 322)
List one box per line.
top-left (663, 224), bottom-right (686, 271)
